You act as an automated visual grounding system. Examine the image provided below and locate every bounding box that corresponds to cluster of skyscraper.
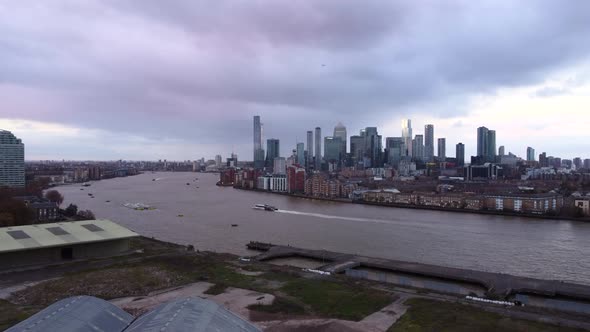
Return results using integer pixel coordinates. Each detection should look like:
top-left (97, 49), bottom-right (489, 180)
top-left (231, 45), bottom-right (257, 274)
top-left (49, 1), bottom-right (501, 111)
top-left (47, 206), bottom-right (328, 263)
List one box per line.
top-left (252, 116), bottom-right (468, 172)
top-left (252, 115), bottom-right (586, 174)
top-left (476, 126), bottom-right (497, 163)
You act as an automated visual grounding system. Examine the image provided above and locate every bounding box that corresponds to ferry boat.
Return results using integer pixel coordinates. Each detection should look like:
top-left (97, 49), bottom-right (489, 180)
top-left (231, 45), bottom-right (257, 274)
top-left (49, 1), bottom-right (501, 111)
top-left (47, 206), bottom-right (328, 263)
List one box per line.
top-left (252, 204), bottom-right (278, 211)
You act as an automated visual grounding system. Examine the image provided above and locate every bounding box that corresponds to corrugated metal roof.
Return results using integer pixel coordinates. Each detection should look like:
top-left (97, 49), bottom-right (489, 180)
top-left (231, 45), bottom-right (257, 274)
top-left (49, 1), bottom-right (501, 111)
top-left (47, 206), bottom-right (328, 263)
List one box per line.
top-left (126, 297), bottom-right (261, 332)
top-left (5, 296), bottom-right (134, 332)
top-left (0, 219), bottom-right (139, 254)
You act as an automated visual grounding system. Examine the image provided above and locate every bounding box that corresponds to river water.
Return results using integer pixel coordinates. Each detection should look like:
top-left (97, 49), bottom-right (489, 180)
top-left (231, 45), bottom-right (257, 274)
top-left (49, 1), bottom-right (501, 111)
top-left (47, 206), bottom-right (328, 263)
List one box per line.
top-left (58, 172), bottom-right (590, 285)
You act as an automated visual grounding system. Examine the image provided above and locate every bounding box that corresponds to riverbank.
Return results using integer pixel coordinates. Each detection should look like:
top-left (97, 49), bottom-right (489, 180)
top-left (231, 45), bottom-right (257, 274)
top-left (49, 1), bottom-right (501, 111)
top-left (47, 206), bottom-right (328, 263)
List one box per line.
top-left (233, 186), bottom-right (590, 222)
top-left (2, 236), bottom-right (589, 331)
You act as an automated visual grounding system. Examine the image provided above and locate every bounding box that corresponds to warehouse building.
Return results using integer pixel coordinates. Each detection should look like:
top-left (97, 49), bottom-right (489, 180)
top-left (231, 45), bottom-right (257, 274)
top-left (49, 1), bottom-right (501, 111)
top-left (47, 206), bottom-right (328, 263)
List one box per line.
top-left (7, 296), bottom-right (261, 332)
top-left (0, 219), bottom-right (139, 270)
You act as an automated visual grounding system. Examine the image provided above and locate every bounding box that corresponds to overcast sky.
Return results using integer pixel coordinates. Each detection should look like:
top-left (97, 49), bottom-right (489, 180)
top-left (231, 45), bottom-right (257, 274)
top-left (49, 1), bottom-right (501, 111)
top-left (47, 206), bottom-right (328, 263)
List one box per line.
top-left (1, 1), bottom-right (589, 161)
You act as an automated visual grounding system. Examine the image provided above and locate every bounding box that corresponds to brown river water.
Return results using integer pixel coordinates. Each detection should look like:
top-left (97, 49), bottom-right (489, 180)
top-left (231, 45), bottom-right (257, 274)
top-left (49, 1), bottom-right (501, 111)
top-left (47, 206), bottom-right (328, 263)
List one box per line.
top-left (58, 172), bottom-right (590, 285)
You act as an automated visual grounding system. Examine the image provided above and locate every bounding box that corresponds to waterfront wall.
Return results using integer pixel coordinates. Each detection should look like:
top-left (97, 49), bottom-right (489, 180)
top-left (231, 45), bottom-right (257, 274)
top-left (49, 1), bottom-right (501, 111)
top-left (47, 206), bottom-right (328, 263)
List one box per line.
top-left (233, 186), bottom-right (590, 222)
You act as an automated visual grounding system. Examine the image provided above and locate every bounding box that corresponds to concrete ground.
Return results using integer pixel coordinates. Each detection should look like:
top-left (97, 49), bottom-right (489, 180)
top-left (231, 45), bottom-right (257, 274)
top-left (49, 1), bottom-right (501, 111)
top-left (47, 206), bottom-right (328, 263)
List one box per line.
top-left (110, 282), bottom-right (406, 332)
top-left (111, 282), bottom-right (275, 319)
top-left (258, 295), bottom-right (408, 332)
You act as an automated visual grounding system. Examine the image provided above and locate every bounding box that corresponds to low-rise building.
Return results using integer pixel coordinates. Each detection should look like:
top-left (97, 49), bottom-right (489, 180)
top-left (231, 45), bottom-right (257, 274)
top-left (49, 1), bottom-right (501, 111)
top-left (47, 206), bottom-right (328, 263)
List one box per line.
top-left (287, 166), bottom-right (305, 193)
top-left (269, 175), bottom-right (287, 192)
top-left (0, 219), bottom-right (139, 270)
top-left (304, 174), bottom-right (344, 198)
top-left (483, 194), bottom-right (563, 214)
top-left (574, 199), bottom-right (590, 216)
top-left (14, 196), bottom-right (59, 222)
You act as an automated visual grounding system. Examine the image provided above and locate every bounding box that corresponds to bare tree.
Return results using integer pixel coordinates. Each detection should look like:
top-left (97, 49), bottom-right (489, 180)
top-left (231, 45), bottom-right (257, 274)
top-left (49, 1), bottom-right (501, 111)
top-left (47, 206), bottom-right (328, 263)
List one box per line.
top-left (45, 190), bottom-right (64, 207)
top-left (76, 210), bottom-right (96, 220)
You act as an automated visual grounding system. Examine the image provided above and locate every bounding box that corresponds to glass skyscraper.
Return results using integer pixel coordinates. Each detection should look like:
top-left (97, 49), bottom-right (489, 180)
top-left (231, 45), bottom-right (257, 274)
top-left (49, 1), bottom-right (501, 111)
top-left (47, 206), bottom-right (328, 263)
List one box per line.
top-left (401, 119), bottom-right (412, 157)
top-left (424, 124), bottom-right (434, 162)
top-left (253, 116), bottom-right (265, 168)
top-left (314, 127), bottom-right (322, 170)
top-left (0, 130), bottom-right (25, 187)
top-left (333, 122), bottom-right (347, 157)
top-left (266, 139), bottom-right (280, 168)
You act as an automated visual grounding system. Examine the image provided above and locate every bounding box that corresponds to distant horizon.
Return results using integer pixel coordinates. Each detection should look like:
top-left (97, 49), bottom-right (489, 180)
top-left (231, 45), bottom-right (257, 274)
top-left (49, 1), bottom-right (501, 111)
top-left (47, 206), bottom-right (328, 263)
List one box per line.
top-left (1, 1), bottom-right (589, 160)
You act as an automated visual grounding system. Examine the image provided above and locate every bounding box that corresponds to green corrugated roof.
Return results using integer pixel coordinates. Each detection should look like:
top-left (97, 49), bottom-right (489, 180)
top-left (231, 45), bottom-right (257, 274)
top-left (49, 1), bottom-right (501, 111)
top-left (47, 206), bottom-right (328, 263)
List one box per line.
top-left (0, 219), bottom-right (139, 253)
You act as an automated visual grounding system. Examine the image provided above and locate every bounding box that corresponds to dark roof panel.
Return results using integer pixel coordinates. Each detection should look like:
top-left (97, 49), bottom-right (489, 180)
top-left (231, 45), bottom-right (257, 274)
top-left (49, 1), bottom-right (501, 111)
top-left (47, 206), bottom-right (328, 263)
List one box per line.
top-left (7, 230), bottom-right (30, 240)
top-left (46, 227), bottom-right (69, 236)
top-left (5, 296), bottom-right (133, 332)
top-left (126, 297), bottom-right (261, 332)
top-left (81, 224), bottom-right (104, 232)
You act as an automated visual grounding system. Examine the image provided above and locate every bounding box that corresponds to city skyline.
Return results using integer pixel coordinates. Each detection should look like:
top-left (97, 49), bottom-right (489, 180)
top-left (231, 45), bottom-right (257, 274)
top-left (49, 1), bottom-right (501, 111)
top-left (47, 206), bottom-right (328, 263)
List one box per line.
top-left (1, 2), bottom-right (590, 160)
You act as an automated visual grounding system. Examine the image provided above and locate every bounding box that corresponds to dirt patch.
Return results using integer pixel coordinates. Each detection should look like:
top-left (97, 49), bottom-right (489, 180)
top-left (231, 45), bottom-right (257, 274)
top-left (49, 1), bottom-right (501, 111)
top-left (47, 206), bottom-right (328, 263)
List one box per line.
top-left (10, 265), bottom-right (189, 306)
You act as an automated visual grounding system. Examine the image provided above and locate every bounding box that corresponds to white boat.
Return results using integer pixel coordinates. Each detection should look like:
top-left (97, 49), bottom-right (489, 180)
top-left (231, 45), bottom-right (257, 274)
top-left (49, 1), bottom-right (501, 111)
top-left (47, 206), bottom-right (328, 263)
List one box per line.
top-left (252, 204), bottom-right (278, 211)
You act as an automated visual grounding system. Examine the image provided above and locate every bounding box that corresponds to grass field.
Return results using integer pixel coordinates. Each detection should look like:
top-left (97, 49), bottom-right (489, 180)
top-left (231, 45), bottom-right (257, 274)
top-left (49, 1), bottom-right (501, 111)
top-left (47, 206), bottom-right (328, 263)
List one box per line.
top-left (389, 298), bottom-right (585, 332)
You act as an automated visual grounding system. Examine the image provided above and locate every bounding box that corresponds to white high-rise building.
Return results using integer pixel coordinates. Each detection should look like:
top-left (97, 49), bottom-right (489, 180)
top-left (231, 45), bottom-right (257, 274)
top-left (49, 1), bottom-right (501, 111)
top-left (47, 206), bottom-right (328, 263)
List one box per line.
top-left (0, 130), bottom-right (25, 187)
top-left (401, 119), bottom-right (412, 157)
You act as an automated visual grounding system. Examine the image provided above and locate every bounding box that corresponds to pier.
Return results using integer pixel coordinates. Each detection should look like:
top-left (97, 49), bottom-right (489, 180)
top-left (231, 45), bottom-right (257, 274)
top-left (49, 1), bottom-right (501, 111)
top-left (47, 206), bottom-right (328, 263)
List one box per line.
top-left (247, 241), bottom-right (590, 302)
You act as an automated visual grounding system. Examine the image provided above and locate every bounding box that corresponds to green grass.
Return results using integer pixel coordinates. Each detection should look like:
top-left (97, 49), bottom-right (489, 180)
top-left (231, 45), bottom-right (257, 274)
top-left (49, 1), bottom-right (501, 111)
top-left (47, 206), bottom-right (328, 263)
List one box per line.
top-left (204, 283), bottom-right (228, 295)
top-left (248, 297), bottom-right (306, 315)
top-left (0, 300), bottom-right (35, 331)
top-left (389, 298), bottom-right (585, 332)
top-left (281, 278), bottom-right (393, 321)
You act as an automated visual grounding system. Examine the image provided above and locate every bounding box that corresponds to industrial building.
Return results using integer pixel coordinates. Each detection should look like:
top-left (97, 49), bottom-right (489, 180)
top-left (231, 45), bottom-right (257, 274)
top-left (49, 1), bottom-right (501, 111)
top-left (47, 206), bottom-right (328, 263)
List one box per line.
top-left (7, 296), bottom-right (261, 332)
top-left (0, 219), bottom-right (139, 270)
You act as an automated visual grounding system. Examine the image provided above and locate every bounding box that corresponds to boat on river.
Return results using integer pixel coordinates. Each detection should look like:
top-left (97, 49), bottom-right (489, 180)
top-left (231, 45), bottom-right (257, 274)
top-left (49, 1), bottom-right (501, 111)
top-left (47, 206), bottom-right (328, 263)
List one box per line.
top-left (253, 204), bottom-right (278, 211)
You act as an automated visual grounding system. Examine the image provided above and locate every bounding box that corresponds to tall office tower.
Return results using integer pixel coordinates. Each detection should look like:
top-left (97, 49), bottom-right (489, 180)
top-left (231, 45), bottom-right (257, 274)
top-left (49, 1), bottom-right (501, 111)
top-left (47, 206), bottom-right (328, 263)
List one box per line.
top-left (385, 137), bottom-right (404, 167)
top-left (573, 157), bottom-right (582, 170)
top-left (456, 143), bottom-right (465, 166)
top-left (324, 136), bottom-right (343, 167)
top-left (487, 130), bottom-right (496, 160)
top-left (584, 159), bottom-right (590, 169)
top-left (401, 119), bottom-right (413, 157)
top-left (333, 122), bottom-right (347, 157)
top-left (350, 134), bottom-right (365, 167)
top-left (499, 146), bottom-right (505, 156)
top-left (253, 116), bottom-right (265, 168)
top-left (265, 139), bottom-right (280, 167)
top-left (412, 135), bottom-right (424, 161)
top-left (296, 143), bottom-right (305, 166)
top-left (306, 130), bottom-right (313, 168)
top-left (215, 155), bottom-right (222, 167)
top-left (314, 127), bottom-right (322, 170)
top-left (539, 152), bottom-right (548, 167)
top-left (527, 147), bottom-right (536, 162)
top-left (477, 127), bottom-right (489, 158)
top-left (364, 127), bottom-right (382, 168)
top-left (0, 130), bottom-right (25, 187)
top-left (424, 124), bottom-right (434, 162)
top-left (437, 138), bottom-right (446, 161)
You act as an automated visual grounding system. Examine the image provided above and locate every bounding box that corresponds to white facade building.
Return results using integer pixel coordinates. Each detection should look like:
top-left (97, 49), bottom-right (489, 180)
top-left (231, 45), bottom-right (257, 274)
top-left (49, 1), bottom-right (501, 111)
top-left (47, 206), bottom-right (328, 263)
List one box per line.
top-left (269, 175), bottom-right (287, 192)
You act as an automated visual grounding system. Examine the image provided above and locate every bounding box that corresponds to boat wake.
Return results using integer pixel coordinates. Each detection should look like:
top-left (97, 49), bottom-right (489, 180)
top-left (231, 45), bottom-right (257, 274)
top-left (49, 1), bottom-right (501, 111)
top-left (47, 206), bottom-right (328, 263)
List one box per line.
top-left (275, 209), bottom-right (394, 225)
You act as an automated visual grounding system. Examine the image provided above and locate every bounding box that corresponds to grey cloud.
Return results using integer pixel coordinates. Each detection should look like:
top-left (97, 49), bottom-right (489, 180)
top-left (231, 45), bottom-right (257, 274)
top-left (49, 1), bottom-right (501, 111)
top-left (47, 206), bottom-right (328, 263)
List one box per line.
top-left (533, 86), bottom-right (569, 98)
top-left (1, 0), bottom-right (590, 159)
